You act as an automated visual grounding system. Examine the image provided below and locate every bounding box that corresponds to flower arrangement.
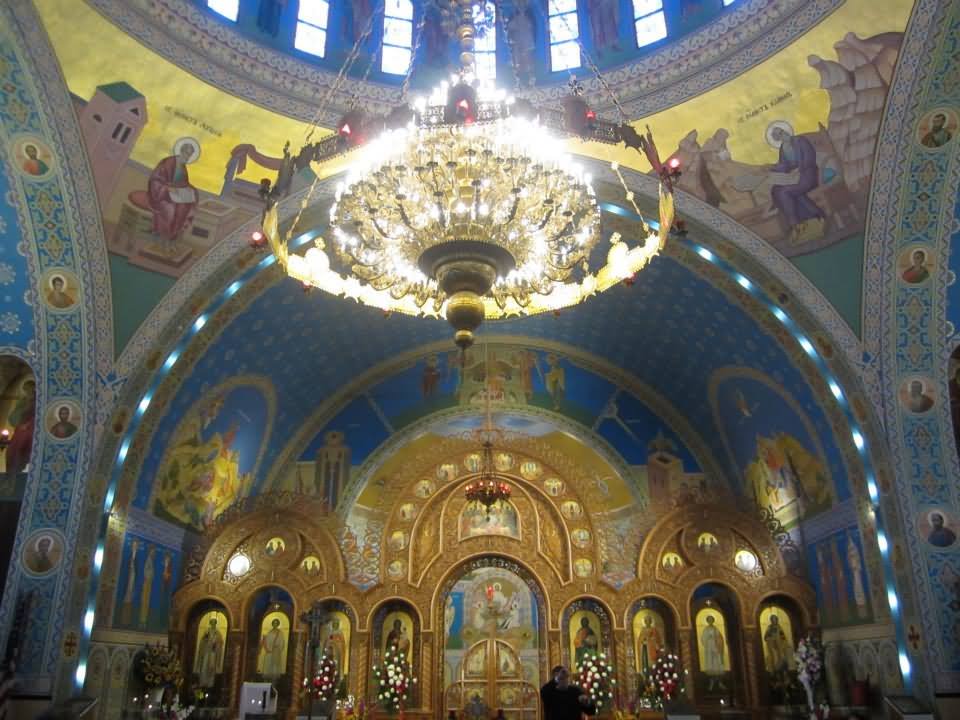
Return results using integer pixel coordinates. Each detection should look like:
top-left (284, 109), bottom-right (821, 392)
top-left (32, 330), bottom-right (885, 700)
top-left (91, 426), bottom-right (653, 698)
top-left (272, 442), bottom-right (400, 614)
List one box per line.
top-left (641, 653), bottom-right (686, 710)
top-left (302, 651), bottom-right (339, 701)
top-left (794, 635), bottom-right (826, 719)
top-left (577, 652), bottom-right (616, 709)
top-left (373, 645), bottom-right (417, 712)
top-left (794, 636), bottom-right (823, 687)
top-left (139, 643), bottom-right (184, 689)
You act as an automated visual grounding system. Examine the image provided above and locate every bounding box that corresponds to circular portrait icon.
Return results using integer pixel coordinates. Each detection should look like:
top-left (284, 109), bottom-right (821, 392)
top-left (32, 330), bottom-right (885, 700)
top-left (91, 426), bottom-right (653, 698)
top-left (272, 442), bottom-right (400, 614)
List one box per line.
top-left (560, 500), bottom-right (582, 519)
top-left (571, 528), bottom-right (592, 549)
top-left (389, 530), bottom-right (407, 552)
top-left (12, 136), bottom-right (55, 179)
top-left (387, 559), bottom-right (405, 580)
top-left (519, 460), bottom-right (542, 480)
top-left (42, 269), bottom-right (80, 311)
top-left (301, 555), bottom-right (322, 576)
top-left (398, 502), bottom-right (418, 522)
top-left (414, 479), bottom-right (436, 498)
top-left (574, 558), bottom-right (593, 578)
top-left (265, 537), bottom-right (285, 556)
top-left (920, 509), bottom-right (957, 548)
top-left (917, 108), bottom-right (958, 150)
top-left (494, 452), bottom-right (514, 472)
top-left (898, 246), bottom-right (935, 285)
top-left (45, 400), bottom-right (81, 440)
top-left (437, 462), bottom-right (458, 483)
top-left (22, 529), bottom-right (64, 576)
top-left (543, 477), bottom-right (565, 497)
top-left (898, 376), bottom-right (936, 414)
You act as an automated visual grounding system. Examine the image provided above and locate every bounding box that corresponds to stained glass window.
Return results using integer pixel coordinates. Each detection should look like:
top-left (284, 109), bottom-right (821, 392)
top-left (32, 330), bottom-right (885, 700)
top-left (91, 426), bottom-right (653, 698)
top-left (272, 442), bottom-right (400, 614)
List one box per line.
top-left (474, 2), bottom-right (497, 80)
top-left (548, 0), bottom-right (580, 71)
top-left (382, 0), bottom-right (414, 74)
top-left (295, 0), bottom-right (330, 57)
top-left (207, 0), bottom-right (239, 21)
top-left (633, 0), bottom-right (666, 48)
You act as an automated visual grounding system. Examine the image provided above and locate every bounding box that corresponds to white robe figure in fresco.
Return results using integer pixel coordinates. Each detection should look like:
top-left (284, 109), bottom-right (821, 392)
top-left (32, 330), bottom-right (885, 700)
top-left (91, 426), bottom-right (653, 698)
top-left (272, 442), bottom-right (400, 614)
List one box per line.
top-left (196, 618), bottom-right (224, 688)
top-left (258, 618), bottom-right (286, 677)
top-left (700, 614), bottom-right (726, 689)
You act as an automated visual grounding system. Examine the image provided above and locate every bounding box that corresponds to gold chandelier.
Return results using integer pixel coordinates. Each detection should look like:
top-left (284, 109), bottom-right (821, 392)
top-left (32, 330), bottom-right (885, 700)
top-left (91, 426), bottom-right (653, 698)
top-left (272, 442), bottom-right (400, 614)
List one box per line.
top-left (258, 0), bottom-right (680, 349)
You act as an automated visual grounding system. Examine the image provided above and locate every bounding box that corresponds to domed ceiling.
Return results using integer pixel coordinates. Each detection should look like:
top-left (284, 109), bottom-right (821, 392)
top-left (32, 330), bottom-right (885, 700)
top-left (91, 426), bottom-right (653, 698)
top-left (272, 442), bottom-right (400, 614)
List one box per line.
top-left (7, 0), bottom-right (952, 698)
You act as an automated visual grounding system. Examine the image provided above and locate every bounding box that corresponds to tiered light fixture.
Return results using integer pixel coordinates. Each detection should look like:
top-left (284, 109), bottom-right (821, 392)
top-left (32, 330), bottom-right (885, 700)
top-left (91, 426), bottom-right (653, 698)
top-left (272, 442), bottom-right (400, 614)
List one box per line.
top-left (258, 0), bottom-right (680, 349)
top-left (463, 440), bottom-right (512, 516)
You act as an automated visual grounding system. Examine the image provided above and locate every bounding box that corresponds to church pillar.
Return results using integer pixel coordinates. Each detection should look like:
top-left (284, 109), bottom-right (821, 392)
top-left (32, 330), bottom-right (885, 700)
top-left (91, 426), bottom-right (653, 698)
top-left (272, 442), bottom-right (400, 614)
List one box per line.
top-left (227, 629), bottom-right (245, 711)
top-left (421, 630), bottom-right (433, 711)
top-left (288, 629), bottom-right (307, 720)
top-left (614, 630), bottom-right (630, 709)
top-left (740, 625), bottom-right (761, 711)
top-left (355, 631), bottom-right (370, 704)
top-left (678, 627), bottom-right (696, 705)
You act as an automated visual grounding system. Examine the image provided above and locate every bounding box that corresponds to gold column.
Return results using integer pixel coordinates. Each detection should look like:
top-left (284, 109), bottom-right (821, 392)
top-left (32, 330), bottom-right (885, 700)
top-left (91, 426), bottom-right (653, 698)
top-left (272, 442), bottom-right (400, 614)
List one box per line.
top-left (227, 629), bottom-right (245, 711)
top-left (421, 630), bottom-right (433, 711)
top-left (740, 626), bottom-right (760, 710)
top-left (614, 630), bottom-right (629, 709)
top-left (289, 629), bottom-right (307, 720)
top-left (678, 628), bottom-right (696, 705)
top-left (355, 631), bottom-right (369, 704)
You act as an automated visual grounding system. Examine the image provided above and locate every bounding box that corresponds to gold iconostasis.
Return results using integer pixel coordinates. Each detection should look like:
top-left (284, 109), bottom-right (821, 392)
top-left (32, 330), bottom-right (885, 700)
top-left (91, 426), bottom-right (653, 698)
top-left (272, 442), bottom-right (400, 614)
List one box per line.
top-left (170, 441), bottom-right (816, 719)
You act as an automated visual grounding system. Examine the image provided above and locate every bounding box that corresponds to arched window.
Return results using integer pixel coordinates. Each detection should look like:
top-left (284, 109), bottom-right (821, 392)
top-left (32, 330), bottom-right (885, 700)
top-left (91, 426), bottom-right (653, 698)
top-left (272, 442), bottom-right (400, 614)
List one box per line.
top-left (633, 0), bottom-right (666, 48)
top-left (382, 0), bottom-right (414, 75)
top-left (473, 2), bottom-right (497, 80)
top-left (548, 0), bottom-right (581, 71)
top-left (723, 0), bottom-right (738, 5)
top-left (207, 0), bottom-right (239, 21)
top-left (295, 0), bottom-right (331, 58)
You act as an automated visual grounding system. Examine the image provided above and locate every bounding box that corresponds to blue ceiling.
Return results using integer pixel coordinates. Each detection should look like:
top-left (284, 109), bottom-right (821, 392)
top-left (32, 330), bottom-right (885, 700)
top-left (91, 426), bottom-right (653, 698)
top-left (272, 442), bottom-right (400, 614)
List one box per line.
top-left (132, 250), bottom-right (851, 512)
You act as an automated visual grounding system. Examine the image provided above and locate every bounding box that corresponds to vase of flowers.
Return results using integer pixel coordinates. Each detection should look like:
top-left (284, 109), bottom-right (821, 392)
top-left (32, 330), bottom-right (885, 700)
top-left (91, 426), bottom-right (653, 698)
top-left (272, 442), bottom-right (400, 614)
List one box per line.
top-left (641, 653), bottom-right (687, 718)
top-left (577, 652), bottom-right (617, 710)
top-left (372, 644), bottom-right (417, 715)
top-left (794, 635), bottom-right (825, 720)
top-left (303, 650), bottom-right (340, 704)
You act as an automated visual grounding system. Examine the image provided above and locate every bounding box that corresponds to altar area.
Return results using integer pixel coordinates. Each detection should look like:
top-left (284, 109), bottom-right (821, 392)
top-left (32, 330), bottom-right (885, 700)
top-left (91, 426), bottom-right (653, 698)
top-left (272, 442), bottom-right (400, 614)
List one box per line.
top-left (167, 432), bottom-right (816, 720)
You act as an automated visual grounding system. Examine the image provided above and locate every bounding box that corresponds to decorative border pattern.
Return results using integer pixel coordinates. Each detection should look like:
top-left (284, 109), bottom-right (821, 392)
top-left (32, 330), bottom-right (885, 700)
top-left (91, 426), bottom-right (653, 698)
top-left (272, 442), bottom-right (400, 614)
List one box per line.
top-left (0, 0), bottom-right (112, 696)
top-left (861, 0), bottom-right (960, 694)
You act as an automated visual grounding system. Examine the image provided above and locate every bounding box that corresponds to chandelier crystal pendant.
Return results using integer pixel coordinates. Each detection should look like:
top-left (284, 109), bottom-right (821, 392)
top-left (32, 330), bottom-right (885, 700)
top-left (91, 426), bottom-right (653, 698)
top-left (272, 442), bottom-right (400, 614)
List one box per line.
top-left (258, 0), bottom-right (680, 349)
top-left (463, 440), bottom-right (512, 517)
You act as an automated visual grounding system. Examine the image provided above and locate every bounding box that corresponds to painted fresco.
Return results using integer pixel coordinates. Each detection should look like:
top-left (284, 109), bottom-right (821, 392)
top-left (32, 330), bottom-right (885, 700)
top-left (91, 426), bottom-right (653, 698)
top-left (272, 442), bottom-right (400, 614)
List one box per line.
top-left (112, 533), bottom-right (183, 633)
top-left (653, 29), bottom-right (902, 258)
top-left (287, 343), bottom-right (703, 499)
top-left (807, 527), bottom-right (873, 628)
top-left (150, 378), bottom-right (275, 531)
top-left (278, 343), bottom-right (718, 589)
top-left (443, 566), bottom-right (539, 690)
top-left (711, 369), bottom-right (838, 526)
top-left (33, 0), bottom-right (318, 352)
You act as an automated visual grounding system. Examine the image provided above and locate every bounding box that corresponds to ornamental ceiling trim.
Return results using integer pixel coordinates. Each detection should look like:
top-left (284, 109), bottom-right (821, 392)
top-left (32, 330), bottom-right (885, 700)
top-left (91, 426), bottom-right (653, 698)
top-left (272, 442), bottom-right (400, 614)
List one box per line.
top-left (82, 0), bottom-right (840, 124)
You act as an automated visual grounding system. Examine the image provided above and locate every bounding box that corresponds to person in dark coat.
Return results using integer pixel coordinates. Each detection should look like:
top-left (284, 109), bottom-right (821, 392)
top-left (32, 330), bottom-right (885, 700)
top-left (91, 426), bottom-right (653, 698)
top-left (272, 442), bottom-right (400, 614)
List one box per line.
top-left (540, 665), bottom-right (596, 720)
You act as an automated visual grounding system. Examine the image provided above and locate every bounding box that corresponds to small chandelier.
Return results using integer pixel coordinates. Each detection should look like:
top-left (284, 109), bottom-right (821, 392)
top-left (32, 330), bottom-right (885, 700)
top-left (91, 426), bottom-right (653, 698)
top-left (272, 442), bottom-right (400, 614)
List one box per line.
top-left (464, 440), bottom-right (511, 516)
top-left (258, 0), bottom-right (680, 350)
